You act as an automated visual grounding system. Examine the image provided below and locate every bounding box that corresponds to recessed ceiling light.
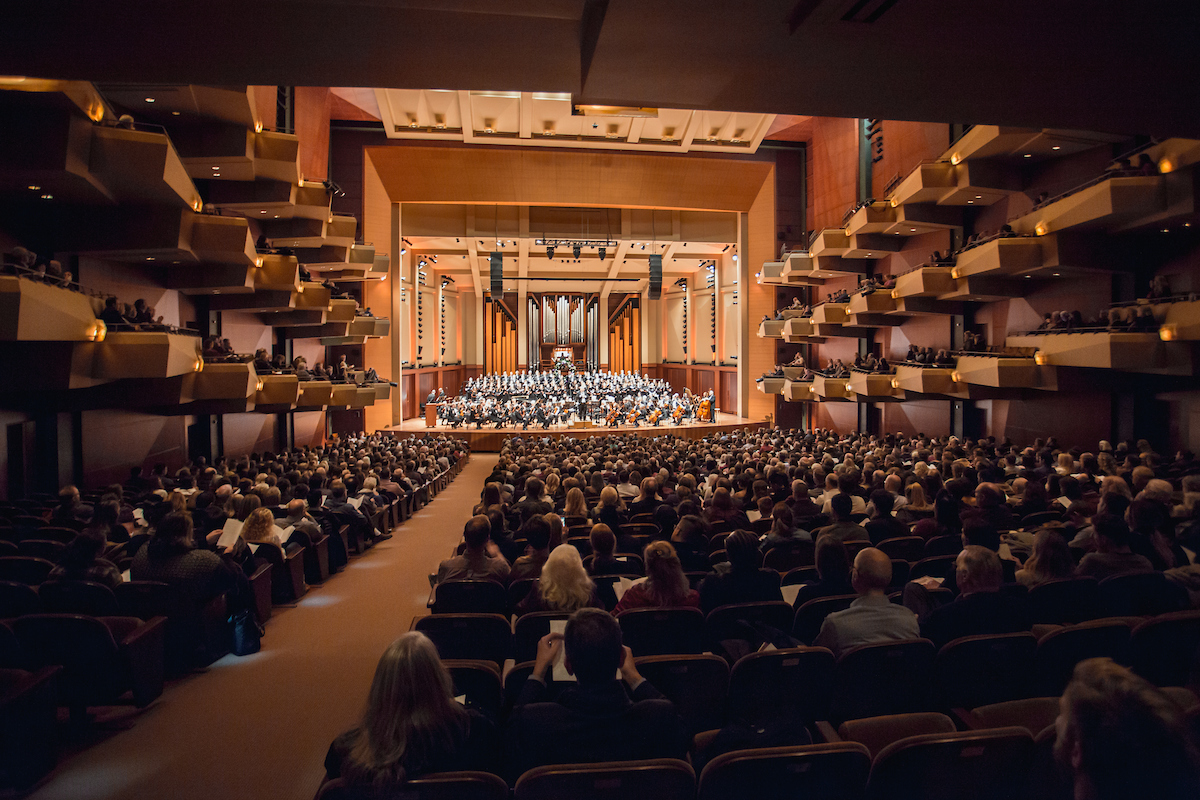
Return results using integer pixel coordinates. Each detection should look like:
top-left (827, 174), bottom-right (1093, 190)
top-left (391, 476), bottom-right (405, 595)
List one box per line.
top-left (146, 257), bottom-right (155, 261)
top-left (1023, 153), bottom-right (1032, 158)
top-left (274, 215), bottom-right (280, 219)
top-left (1052, 273), bottom-right (1060, 277)
top-left (27, 185), bottom-right (39, 191)
top-left (910, 228), bottom-right (917, 232)
top-left (975, 195), bottom-right (982, 199)
top-left (144, 97), bottom-right (155, 103)
top-left (212, 166), bottom-right (220, 170)
top-left (967, 200), bottom-right (974, 204)
top-left (1051, 145), bottom-right (1061, 150)
top-left (40, 194), bottom-right (52, 200)
top-left (172, 111), bottom-right (181, 116)
top-left (260, 210), bottom-right (267, 214)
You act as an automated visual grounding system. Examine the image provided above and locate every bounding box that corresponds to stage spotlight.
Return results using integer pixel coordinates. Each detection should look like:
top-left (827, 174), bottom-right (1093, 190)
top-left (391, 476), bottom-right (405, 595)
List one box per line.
top-left (547, 246), bottom-right (555, 260)
top-left (598, 247), bottom-right (606, 260)
top-left (573, 244), bottom-right (581, 259)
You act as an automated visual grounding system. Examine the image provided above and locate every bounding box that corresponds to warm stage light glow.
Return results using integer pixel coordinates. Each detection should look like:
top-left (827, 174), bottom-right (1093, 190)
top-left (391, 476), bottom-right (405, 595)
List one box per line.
top-left (950, 153), bottom-right (962, 165)
top-left (951, 371), bottom-right (962, 383)
top-left (1034, 350), bottom-right (1048, 365)
top-left (1035, 223), bottom-right (1048, 236)
top-left (90, 321), bottom-right (107, 342)
top-left (891, 378), bottom-right (900, 389)
top-left (256, 379), bottom-right (264, 392)
top-left (194, 359), bottom-right (204, 373)
top-left (1160, 325), bottom-right (1177, 342)
top-left (1159, 158), bottom-right (1175, 174)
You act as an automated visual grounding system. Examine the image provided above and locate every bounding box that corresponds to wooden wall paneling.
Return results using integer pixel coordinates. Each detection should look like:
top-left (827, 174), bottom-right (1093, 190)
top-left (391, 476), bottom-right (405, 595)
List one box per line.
top-left (719, 369), bottom-right (737, 413)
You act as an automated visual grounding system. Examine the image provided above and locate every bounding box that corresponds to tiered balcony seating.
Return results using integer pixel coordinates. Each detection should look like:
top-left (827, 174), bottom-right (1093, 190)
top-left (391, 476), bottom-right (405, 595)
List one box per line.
top-left (1012, 174), bottom-right (1165, 236)
top-left (808, 229), bottom-right (850, 257)
top-left (757, 260), bottom-right (786, 285)
top-left (951, 353), bottom-right (1056, 390)
top-left (848, 371), bottom-right (902, 401)
top-left (89, 126), bottom-right (203, 210)
top-left (812, 374), bottom-right (851, 401)
top-left (757, 318), bottom-right (784, 338)
top-left (253, 373), bottom-right (300, 412)
top-left (893, 364), bottom-right (958, 397)
top-left (847, 292), bottom-right (902, 327)
top-left (1007, 329), bottom-right (1191, 375)
top-left (845, 202), bottom-right (895, 235)
top-left (0, 276), bottom-right (106, 341)
top-left (756, 376), bottom-right (784, 395)
top-left (782, 379), bottom-right (814, 402)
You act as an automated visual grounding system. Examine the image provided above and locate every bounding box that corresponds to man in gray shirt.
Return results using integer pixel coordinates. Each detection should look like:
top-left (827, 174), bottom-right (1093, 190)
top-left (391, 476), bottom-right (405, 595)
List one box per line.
top-left (815, 547), bottom-right (919, 657)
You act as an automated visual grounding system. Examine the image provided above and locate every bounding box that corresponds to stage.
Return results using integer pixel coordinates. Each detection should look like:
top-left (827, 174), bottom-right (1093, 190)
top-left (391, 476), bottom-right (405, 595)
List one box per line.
top-left (383, 412), bottom-right (766, 451)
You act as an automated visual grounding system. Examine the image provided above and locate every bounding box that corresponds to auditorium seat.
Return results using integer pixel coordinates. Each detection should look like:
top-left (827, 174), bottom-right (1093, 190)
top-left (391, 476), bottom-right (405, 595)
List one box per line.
top-left (922, 535), bottom-right (962, 557)
top-left (36, 527), bottom-right (78, 544)
top-left (432, 580), bottom-right (507, 615)
top-left (0, 665), bottom-right (61, 790)
top-left (1033, 618), bottom-right (1132, 696)
top-left (0, 581), bottom-right (41, 618)
top-left (932, 632), bottom-right (1037, 710)
top-left (727, 646), bottom-right (834, 727)
top-left (1098, 572), bottom-right (1188, 617)
top-left (835, 711), bottom-right (957, 759)
top-left (876, 536), bottom-right (924, 563)
top-left (633, 654), bottom-right (729, 736)
top-left (830, 639), bottom-right (936, 722)
top-left (961, 696), bottom-right (1060, 736)
top-left (514, 758), bottom-right (695, 800)
top-left (12, 613), bottom-right (166, 724)
top-left (16, 539), bottom-right (65, 563)
top-left (317, 771), bottom-right (509, 800)
top-left (697, 742), bottom-right (870, 800)
top-left (1129, 610), bottom-right (1200, 687)
top-left (704, 601), bottom-right (793, 652)
top-left (792, 594), bottom-right (856, 644)
top-left (511, 611), bottom-right (571, 664)
top-left (443, 659), bottom-right (503, 721)
top-left (249, 561), bottom-right (273, 625)
top-left (302, 533), bottom-right (331, 585)
top-left (506, 578), bottom-right (539, 614)
top-left (0, 557), bottom-right (54, 586)
top-left (38, 579), bottom-right (120, 616)
top-left (115, 580), bottom-right (229, 671)
top-left (909, 555), bottom-right (957, 581)
top-left (1027, 577), bottom-right (1101, 624)
top-left (413, 613), bottom-right (510, 666)
top-left (865, 727), bottom-right (1035, 800)
top-left (617, 607), bottom-right (705, 656)
top-left (763, 541), bottom-right (815, 572)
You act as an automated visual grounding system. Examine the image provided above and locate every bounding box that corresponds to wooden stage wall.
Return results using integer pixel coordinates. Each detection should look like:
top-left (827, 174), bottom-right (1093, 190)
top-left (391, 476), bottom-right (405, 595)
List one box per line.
top-left (387, 417), bottom-right (766, 452)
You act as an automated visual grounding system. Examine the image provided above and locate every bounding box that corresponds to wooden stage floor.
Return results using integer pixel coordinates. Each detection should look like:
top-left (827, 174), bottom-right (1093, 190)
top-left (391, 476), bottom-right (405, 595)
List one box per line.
top-left (383, 412), bottom-right (766, 451)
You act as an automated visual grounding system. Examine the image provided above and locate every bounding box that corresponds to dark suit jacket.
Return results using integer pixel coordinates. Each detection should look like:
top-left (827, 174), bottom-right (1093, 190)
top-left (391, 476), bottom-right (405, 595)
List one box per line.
top-left (699, 567), bottom-right (784, 615)
top-left (919, 590), bottom-right (1032, 649)
top-left (504, 678), bottom-right (686, 781)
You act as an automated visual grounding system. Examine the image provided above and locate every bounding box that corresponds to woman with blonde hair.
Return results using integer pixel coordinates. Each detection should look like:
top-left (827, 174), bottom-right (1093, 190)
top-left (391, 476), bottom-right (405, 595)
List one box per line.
top-left (564, 487), bottom-right (589, 521)
top-left (896, 481), bottom-right (934, 525)
top-left (544, 472), bottom-right (561, 507)
top-left (612, 541), bottom-right (700, 614)
top-left (593, 485), bottom-right (626, 531)
top-left (240, 507), bottom-right (283, 548)
top-left (1015, 527), bottom-right (1076, 588)
top-left (324, 632), bottom-right (494, 788)
top-left (515, 544), bottom-right (602, 616)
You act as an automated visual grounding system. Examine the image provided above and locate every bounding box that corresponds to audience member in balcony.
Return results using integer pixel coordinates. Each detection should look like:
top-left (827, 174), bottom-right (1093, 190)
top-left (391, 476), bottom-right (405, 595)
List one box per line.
top-left (1075, 514), bottom-right (1154, 581)
top-left (333, 355), bottom-right (353, 382)
top-left (858, 277), bottom-right (878, 295)
top-left (505, 608), bottom-right (686, 777)
top-left (1136, 153), bottom-right (1160, 176)
top-left (98, 296), bottom-right (129, 327)
top-left (2, 246), bottom-right (34, 275)
top-left (1148, 274), bottom-right (1172, 300)
top-left (311, 362), bottom-right (330, 380)
top-left (612, 541), bottom-right (700, 614)
top-left (787, 352), bottom-right (806, 367)
top-left (436, 514), bottom-right (510, 584)
top-left (271, 353), bottom-right (287, 371)
top-left (814, 547), bottom-right (918, 658)
top-left (700, 529), bottom-right (783, 614)
top-left (906, 344), bottom-right (919, 362)
top-left (325, 632), bottom-right (496, 788)
top-left (1055, 657), bottom-right (1200, 800)
top-left (1015, 528), bottom-right (1076, 589)
top-left (917, 546), bottom-right (1032, 649)
top-left (291, 357), bottom-right (311, 381)
top-left (253, 349), bottom-right (273, 374)
top-left (515, 544), bottom-right (603, 617)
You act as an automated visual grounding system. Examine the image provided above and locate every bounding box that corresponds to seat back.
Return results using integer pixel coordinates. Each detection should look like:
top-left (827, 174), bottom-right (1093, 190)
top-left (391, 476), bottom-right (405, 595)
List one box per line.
top-left (1099, 572), bottom-right (1187, 617)
top-left (37, 527), bottom-right (78, 544)
top-left (1034, 618), bottom-right (1132, 696)
top-left (727, 646), bottom-right (835, 726)
top-left (16, 540), bottom-right (65, 563)
top-left (932, 633), bottom-right (1037, 709)
top-left (838, 712), bottom-right (956, 759)
top-left (877, 536), bottom-right (925, 563)
top-left (705, 601), bottom-right (794, 649)
top-left (1130, 610), bottom-right (1200, 687)
top-left (317, 772), bottom-right (510, 800)
top-left (781, 566), bottom-right (818, 586)
top-left (1028, 577), bottom-right (1101, 624)
top-left (0, 557), bottom-right (54, 586)
top-left (511, 611), bottom-right (572, 664)
top-left (514, 758), bottom-right (695, 800)
top-left (888, 560), bottom-right (911, 591)
top-left (867, 727), bottom-right (1035, 800)
top-left (443, 660), bottom-right (504, 720)
top-left (432, 580), bottom-right (508, 614)
top-left (413, 614), bottom-right (511, 666)
top-left (923, 535), bottom-right (962, 557)
top-left (792, 593), bottom-right (856, 644)
top-left (617, 607), bottom-right (705, 656)
top-left (11, 614), bottom-right (124, 706)
top-left (697, 742), bottom-right (871, 800)
top-left (969, 697), bottom-right (1061, 736)
top-left (634, 654), bottom-right (730, 736)
top-left (507, 578), bottom-right (540, 613)
top-left (38, 580), bottom-right (120, 616)
top-left (763, 541), bottom-right (815, 572)
top-left (909, 555), bottom-right (957, 581)
top-left (0, 580), bottom-right (42, 618)
top-left (832, 639), bottom-right (936, 722)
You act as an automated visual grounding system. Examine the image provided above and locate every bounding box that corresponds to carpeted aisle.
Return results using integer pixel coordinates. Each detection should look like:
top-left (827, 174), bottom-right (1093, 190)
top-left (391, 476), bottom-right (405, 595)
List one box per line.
top-left (27, 454), bottom-right (497, 800)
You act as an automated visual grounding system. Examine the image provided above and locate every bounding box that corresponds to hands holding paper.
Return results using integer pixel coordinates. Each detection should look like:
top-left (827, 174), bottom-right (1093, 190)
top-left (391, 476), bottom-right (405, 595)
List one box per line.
top-left (533, 632), bottom-right (563, 681)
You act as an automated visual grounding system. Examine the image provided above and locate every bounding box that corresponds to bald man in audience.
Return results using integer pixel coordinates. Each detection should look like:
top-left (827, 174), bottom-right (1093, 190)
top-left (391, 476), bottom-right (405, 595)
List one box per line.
top-left (814, 547), bottom-right (919, 657)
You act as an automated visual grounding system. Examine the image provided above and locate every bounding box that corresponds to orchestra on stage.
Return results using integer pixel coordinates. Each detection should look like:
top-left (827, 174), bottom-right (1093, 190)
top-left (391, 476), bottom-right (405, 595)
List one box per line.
top-left (429, 370), bottom-right (717, 430)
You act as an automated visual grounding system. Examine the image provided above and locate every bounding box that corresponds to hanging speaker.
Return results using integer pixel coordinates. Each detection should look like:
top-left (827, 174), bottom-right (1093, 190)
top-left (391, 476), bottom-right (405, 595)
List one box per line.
top-left (648, 254), bottom-right (662, 300)
top-left (490, 252), bottom-right (503, 295)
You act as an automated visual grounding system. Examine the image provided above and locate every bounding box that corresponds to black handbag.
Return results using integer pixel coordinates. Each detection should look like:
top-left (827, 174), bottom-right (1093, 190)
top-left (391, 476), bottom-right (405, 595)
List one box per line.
top-left (230, 608), bottom-right (262, 656)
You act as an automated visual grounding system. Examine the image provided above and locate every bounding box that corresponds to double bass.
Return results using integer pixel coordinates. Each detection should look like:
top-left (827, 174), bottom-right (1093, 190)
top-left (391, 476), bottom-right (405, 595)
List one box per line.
top-left (698, 397), bottom-right (712, 422)
top-left (672, 404), bottom-right (684, 424)
top-left (606, 406), bottom-right (621, 427)
top-left (649, 408), bottom-right (662, 426)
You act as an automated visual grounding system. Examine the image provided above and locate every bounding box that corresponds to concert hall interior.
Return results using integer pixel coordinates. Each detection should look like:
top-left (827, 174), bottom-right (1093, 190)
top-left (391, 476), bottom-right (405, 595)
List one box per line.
top-left (3, 2), bottom-right (1200, 799)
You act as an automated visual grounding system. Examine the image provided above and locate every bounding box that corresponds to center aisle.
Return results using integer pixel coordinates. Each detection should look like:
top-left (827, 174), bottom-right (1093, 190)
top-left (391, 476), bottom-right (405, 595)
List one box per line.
top-left (29, 453), bottom-right (499, 800)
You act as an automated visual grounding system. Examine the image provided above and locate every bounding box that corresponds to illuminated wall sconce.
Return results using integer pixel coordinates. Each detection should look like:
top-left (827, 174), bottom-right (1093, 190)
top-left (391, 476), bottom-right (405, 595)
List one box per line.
top-left (256, 379), bottom-right (265, 392)
top-left (1160, 324), bottom-right (1178, 342)
top-left (193, 358), bottom-right (204, 373)
top-left (1035, 223), bottom-right (1048, 236)
top-left (950, 152), bottom-right (962, 165)
top-left (891, 378), bottom-right (900, 390)
top-left (951, 371), bottom-right (963, 383)
top-left (1034, 350), bottom-right (1049, 365)
top-left (89, 321), bottom-right (107, 342)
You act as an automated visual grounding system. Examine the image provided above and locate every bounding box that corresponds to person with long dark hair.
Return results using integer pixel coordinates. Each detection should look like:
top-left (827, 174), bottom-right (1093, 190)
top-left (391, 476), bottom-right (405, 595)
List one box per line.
top-left (324, 632), bottom-right (495, 788)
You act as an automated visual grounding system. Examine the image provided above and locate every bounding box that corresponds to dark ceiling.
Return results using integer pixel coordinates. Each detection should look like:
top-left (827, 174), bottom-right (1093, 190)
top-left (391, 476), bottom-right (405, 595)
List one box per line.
top-left (3, 0), bottom-right (1198, 137)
